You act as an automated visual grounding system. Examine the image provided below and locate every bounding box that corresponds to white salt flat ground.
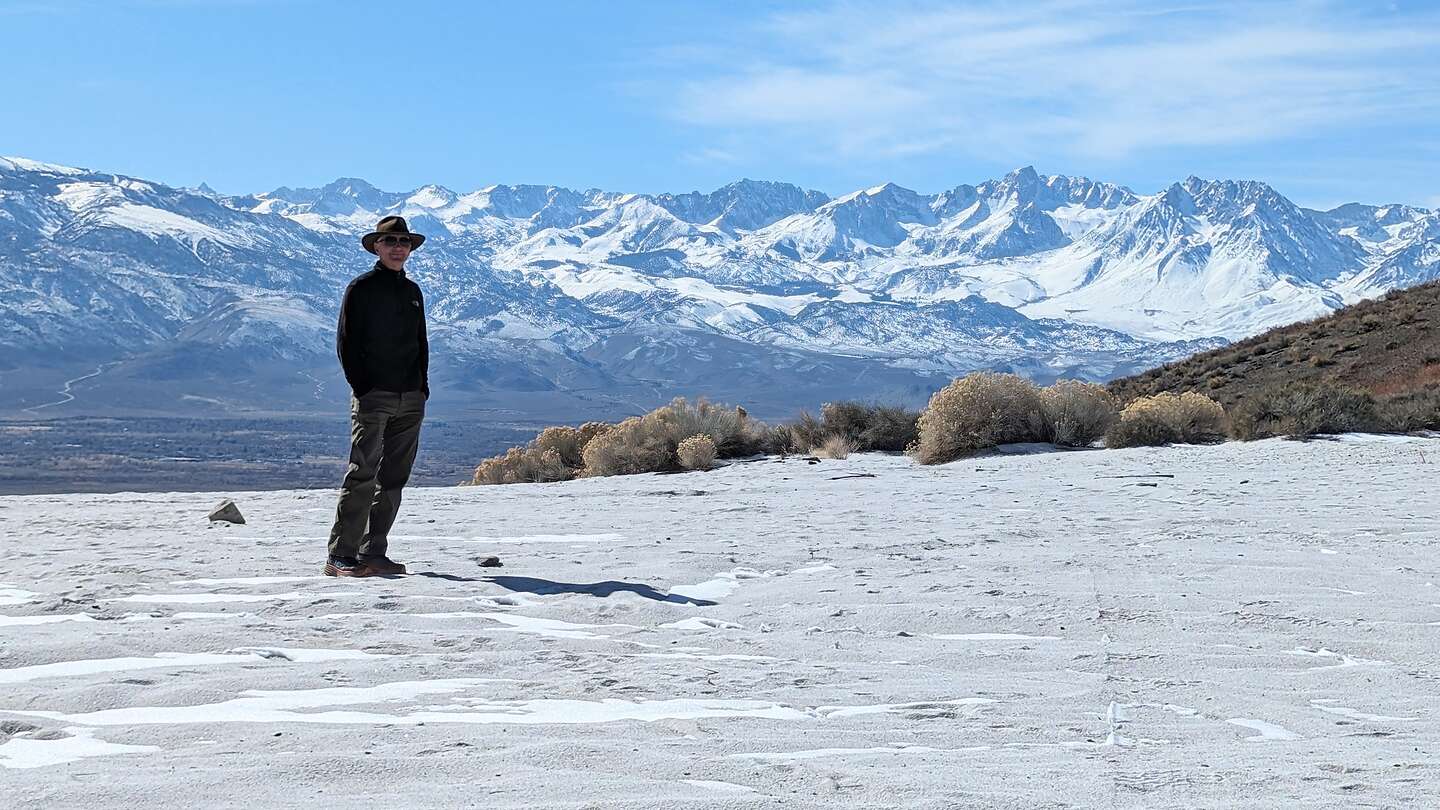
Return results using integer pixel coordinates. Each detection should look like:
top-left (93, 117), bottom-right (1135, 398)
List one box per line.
top-left (0, 436), bottom-right (1437, 808)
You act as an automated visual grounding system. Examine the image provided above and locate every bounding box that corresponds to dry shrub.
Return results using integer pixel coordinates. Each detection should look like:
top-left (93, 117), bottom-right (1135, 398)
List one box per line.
top-left (471, 420), bottom-right (612, 485)
top-left (676, 434), bottom-right (717, 471)
top-left (580, 415), bottom-right (674, 476)
top-left (581, 397), bottom-right (764, 477)
top-left (911, 372), bottom-right (1047, 465)
top-left (785, 411), bottom-right (827, 455)
top-left (649, 397), bottom-right (769, 457)
top-left (471, 446), bottom-right (573, 485)
top-left (1376, 386), bottom-right (1440, 432)
top-left (811, 434), bottom-right (853, 459)
top-left (783, 402), bottom-right (919, 454)
top-left (1230, 383), bottom-right (1379, 440)
top-left (700, 409), bottom-right (789, 457)
top-left (767, 424), bottom-right (794, 456)
top-left (1041, 380), bottom-right (1117, 447)
top-left (1105, 392), bottom-right (1227, 448)
top-left (820, 401), bottom-right (919, 452)
top-left (534, 422), bottom-right (612, 468)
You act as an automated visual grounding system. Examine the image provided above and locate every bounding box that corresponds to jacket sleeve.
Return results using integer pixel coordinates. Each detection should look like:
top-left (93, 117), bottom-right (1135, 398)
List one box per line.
top-left (417, 286), bottom-right (429, 399)
top-left (337, 281), bottom-right (370, 396)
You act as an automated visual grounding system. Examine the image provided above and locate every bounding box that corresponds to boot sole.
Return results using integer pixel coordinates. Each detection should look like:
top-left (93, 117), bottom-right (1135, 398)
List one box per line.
top-left (323, 564), bottom-right (374, 577)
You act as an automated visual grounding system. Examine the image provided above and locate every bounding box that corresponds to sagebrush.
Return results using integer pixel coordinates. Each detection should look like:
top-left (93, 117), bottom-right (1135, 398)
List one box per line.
top-left (911, 373), bottom-right (1048, 465)
top-left (1106, 392), bottom-right (1227, 448)
top-left (534, 422), bottom-right (612, 468)
top-left (1230, 382), bottom-right (1379, 440)
top-left (582, 397), bottom-right (770, 477)
top-left (580, 415), bottom-right (676, 477)
top-left (812, 434), bottom-right (853, 459)
top-left (676, 434), bottom-right (718, 470)
top-left (1376, 386), bottom-right (1440, 432)
top-left (1041, 380), bottom-right (1117, 447)
top-left (785, 401), bottom-right (919, 455)
top-left (471, 445), bottom-right (573, 485)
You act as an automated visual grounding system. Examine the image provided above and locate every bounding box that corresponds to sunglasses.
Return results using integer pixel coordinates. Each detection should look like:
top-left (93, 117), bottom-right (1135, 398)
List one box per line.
top-left (378, 235), bottom-right (414, 247)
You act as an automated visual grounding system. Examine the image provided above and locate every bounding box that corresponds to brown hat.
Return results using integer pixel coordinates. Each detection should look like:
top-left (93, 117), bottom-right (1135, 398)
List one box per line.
top-left (361, 215), bottom-right (426, 254)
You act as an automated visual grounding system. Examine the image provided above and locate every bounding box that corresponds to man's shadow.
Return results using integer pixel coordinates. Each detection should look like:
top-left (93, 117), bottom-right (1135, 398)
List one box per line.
top-left (411, 571), bottom-right (489, 583)
top-left (483, 575), bottom-right (718, 607)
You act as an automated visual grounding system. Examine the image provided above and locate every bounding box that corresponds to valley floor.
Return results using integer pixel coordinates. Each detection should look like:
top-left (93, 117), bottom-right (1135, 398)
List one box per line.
top-left (0, 437), bottom-right (1436, 808)
top-left (0, 416), bottom-right (534, 494)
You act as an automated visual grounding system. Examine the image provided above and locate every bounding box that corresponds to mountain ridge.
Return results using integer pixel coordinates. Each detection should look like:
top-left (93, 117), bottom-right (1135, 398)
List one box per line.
top-left (2, 155), bottom-right (1435, 420)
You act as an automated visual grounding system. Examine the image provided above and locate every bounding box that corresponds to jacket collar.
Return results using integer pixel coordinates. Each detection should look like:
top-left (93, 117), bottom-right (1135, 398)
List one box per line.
top-left (373, 260), bottom-right (406, 279)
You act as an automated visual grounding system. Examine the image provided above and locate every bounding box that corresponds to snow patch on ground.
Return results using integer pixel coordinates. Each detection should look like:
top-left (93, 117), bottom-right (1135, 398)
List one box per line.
top-left (109, 590), bottom-right (362, 604)
top-left (0, 586), bottom-right (42, 606)
top-left (928, 633), bottom-right (1061, 641)
top-left (680, 779), bottom-right (758, 793)
top-left (817, 698), bottom-right (994, 719)
top-left (659, 617), bottom-right (744, 631)
top-left (6, 680), bottom-right (812, 726)
top-left (0, 648), bottom-right (384, 684)
top-left (392, 533), bottom-right (626, 544)
top-left (0, 614), bottom-right (98, 628)
top-left (476, 613), bottom-right (641, 640)
top-left (635, 652), bottom-right (775, 662)
top-left (1310, 700), bottom-right (1416, 722)
top-left (733, 744), bottom-right (946, 761)
top-left (668, 567), bottom-right (772, 601)
top-left (1227, 718), bottom-right (1301, 741)
top-left (0, 727), bottom-right (160, 769)
top-left (170, 576), bottom-right (328, 586)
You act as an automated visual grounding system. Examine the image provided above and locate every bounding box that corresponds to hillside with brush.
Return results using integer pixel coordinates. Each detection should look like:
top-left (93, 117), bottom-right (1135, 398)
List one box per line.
top-left (1109, 280), bottom-right (1440, 408)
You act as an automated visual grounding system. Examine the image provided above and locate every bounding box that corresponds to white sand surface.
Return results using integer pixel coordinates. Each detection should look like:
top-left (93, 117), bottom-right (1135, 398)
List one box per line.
top-left (0, 436), bottom-right (1437, 807)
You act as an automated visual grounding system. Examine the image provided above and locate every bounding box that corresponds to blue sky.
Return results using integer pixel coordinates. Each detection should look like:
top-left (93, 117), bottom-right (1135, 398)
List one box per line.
top-left (4, 0), bottom-right (1438, 208)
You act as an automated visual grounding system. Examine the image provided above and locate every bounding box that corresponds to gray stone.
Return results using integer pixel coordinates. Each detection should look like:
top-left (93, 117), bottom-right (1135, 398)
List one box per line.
top-left (208, 499), bottom-right (245, 524)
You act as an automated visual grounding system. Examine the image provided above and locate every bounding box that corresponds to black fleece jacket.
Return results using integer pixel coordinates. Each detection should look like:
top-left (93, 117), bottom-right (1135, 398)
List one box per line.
top-left (336, 262), bottom-right (429, 398)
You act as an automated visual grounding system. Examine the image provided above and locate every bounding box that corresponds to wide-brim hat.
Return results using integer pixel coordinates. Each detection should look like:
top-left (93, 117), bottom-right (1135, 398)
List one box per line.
top-left (361, 215), bottom-right (426, 254)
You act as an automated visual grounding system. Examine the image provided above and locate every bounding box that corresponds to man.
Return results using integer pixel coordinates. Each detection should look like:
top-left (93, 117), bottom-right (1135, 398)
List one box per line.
top-left (325, 215), bottom-right (430, 577)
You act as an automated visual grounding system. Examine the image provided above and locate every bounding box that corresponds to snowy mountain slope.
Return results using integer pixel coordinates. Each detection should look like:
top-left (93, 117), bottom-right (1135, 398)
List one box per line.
top-left (1, 155), bottom-right (1434, 417)
top-left (651, 178), bottom-right (830, 234)
top-left (1310, 203), bottom-right (1440, 298)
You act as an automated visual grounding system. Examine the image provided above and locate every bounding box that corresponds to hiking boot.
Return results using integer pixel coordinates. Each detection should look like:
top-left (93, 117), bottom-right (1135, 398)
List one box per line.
top-left (358, 555), bottom-right (406, 576)
top-left (323, 556), bottom-right (372, 577)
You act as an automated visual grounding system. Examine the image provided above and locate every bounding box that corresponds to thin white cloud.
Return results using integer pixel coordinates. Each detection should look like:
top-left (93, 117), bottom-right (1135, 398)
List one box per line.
top-left (681, 146), bottom-right (743, 166)
top-left (669, 0), bottom-right (1440, 162)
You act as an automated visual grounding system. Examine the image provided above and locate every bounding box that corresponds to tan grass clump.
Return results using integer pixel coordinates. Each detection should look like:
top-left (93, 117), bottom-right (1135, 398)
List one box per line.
top-left (811, 434), bottom-right (853, 459)
top-left (1041, 380), bottom-right (1118, 447)
top-left (647, 397), bottom-right (757, 456)
top-left (471, 420), bottom-right (613, 485)
top-left (1105, 392), bottom-right (1227, 448)
top-left (676, 434), bottom-right (718, 471)
top-left (580, 415), bottom-right (672, 477)
top-left (911, 372), bottom-right (1047, 465)
top-left (471, 446), bottom-right (573, 485)
top-left (581, 397), bottom-right (765, 477)
top-left (534, 422), bottom-right (612, 468)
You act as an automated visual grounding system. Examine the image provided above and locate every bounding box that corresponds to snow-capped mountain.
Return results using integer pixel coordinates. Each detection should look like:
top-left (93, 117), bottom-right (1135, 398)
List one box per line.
top-left (1, 155), bottom-right (1433, 419)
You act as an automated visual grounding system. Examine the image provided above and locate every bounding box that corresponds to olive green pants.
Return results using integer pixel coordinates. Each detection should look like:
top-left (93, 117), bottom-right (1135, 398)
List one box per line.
top-left (327, 390), bottom-right (425, 560)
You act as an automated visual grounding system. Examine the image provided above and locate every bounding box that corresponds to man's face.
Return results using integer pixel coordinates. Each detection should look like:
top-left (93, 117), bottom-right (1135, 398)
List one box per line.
top-left (376, 235), bottom-right (413, 270)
